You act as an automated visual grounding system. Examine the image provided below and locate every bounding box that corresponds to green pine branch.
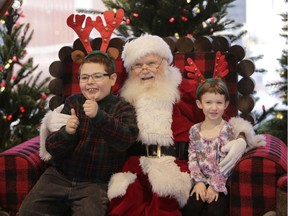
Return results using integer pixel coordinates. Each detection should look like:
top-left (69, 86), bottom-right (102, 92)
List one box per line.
top-left (0, 7), bottom-right (50, 151)
top-left (77, 0), bottom-right (245, 40)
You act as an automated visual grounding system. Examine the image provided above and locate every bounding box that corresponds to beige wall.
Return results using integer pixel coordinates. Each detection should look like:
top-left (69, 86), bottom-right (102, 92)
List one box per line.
top-left (20, 0), bottom-right (106, 80)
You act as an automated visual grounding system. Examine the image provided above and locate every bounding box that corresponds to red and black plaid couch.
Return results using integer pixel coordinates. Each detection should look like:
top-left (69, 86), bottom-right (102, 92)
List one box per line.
top-left (0, 37), bottom-right (287, 216)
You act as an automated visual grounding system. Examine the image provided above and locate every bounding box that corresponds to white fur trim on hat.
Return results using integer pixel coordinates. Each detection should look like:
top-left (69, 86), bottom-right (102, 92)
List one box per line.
top-left (121, 34), bottom-right (173, 70)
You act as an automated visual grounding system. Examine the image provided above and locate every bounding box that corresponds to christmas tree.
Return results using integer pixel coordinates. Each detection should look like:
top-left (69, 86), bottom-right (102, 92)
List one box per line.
top-left (0, 6), bottom-right (50, 152)
top-left (254, 12), bottom-right (287, 144)
top-left (79, 0), bottom-right (246, 41)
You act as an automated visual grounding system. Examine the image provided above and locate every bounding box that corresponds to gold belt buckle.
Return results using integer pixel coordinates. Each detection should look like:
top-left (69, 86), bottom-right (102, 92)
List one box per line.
top-left (145, 144), bottom-right (162, 158)
top-left (157, 144), bottom-right (161, 157)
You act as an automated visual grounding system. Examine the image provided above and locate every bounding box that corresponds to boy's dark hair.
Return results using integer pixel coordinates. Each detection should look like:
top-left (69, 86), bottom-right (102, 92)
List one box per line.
top-left (81, 51), bottom-right (116, 74)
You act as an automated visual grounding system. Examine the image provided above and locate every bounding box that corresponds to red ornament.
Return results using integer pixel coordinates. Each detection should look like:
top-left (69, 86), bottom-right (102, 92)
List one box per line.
top-left (210, 17), bottom-right (215, 23)
top-left (5, 11), bottom-right (8, 16)
top-left (126, 18), bottom-right (131, 25)
top-left (181, 16), bottom-right (188, 22)
top-left (187, 33), bottom-right (193, 37)
top-left (169, 17), bottom-right (175, 23)
top-left (132, 13), bottom-right (139, 18)
top-left (7, 114), bottom-right (13, 121)
top-left (19, 106), bottom-right (25, 113)
top-left (0, 65), bottom-right (3, 71)
top-left (12, 56), bottom-right (17, 62)
top-left (41, 93), bottom-right (47, 100)
top-left (11, 76), bottom-right (16, 82)
top-left (1, 81), bottom-right (5, 87)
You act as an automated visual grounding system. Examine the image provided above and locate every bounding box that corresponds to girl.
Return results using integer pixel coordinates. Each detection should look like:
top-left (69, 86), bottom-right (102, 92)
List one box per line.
top-left (182, 79), bottom-right (236, 216)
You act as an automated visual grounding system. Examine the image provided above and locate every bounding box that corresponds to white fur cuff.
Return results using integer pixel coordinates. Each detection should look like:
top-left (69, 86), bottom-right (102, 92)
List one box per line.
top-left (229, 117), bottom-right (266, 149)
top-left (107, 172), bottom-right (137, 200)
top-left (140, 156), bottom-right (191, 207)
top-left (39, 110), bottom-right (52, 161)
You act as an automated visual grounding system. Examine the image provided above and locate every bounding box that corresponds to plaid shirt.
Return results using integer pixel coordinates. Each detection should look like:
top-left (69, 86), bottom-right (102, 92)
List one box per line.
top-left (46, 93), bottom-right (139, 183)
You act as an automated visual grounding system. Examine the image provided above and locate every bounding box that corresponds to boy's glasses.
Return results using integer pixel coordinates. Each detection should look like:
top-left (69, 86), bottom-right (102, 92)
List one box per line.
top-left (78, 73), bottom-right (110, 82)
top-left (131, 58), bottom-right (163, 71)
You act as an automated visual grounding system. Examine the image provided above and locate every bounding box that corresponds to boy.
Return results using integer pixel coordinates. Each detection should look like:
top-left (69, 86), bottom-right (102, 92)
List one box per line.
top-left (19, 52), bottom-right (139, 216)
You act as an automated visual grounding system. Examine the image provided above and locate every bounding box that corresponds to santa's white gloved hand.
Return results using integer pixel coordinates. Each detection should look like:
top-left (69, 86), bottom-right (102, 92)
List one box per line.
top-left (46, 104), bottom-right (70, 132)
top-left (219, 138), bottom-right (247, 176)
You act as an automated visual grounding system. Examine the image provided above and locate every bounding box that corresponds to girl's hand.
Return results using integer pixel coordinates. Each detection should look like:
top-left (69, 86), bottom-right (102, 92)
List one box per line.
top-left (191, 182), bottom-right (206, 202)
top-left (206, 186), bottom-right (219, 203)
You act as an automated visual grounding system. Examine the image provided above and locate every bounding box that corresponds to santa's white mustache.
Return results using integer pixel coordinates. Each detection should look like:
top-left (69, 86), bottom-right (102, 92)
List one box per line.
top-left (139, 72), bottom-right (155, 80)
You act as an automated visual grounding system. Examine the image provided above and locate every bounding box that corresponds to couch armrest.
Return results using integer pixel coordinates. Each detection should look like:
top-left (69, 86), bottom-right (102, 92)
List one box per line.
top-left (276, 175), bottom-right (287, 216)
top-left (229, 134), bottom-right (287, 216)
top-left (0, 136), bottom-right (45, 216)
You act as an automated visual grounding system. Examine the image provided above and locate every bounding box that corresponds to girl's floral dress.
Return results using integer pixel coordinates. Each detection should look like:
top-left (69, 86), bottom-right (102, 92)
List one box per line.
top-left (188, 121), bottom-right (236, 194)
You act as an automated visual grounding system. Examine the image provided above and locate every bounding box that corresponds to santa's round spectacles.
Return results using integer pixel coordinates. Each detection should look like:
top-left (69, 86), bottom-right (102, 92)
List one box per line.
top-left (131, 58), bottom-right (163, 71)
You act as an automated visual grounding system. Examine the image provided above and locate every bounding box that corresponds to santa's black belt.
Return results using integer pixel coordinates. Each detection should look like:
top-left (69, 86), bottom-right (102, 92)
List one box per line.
top-left (145, 142), bottom-right (188, 160)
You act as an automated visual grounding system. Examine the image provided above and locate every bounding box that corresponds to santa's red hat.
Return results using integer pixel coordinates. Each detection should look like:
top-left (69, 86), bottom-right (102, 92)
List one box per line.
top-left (121, 34), bottom-right (173, 71)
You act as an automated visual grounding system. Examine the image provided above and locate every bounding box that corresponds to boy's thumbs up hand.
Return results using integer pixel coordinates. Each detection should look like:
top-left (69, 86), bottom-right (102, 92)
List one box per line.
top-left (71, 108), bottom-right (76, 116)
top-left (83, 95), bottom-right (98, 118)
top-left (65, 108), bottom-right (79, 134)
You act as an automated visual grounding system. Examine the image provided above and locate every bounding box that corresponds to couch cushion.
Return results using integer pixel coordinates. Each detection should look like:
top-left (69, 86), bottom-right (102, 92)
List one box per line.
top-left (0, 136), bottom-right (44, 215)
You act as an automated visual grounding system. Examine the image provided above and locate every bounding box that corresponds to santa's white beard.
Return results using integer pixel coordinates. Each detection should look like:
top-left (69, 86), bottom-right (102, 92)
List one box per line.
top-left (120, 66), bottom-right (182, 146)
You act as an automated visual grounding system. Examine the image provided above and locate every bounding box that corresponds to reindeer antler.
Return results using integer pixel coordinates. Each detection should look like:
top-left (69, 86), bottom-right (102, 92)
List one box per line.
top-left (93, 8), bottom-right (124, 52)
top-left (66, 9), bottom-right (124, 55)
top-left (67, 14), bottom-right (94, 53)
top-left (185, 57), bottom-right (205, 84)
top-left (213, 51), bottom-right (229, 79)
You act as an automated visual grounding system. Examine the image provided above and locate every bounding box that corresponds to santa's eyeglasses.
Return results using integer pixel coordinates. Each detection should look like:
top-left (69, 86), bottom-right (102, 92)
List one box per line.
top-left (131, 58), bottom-right (163, 71)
